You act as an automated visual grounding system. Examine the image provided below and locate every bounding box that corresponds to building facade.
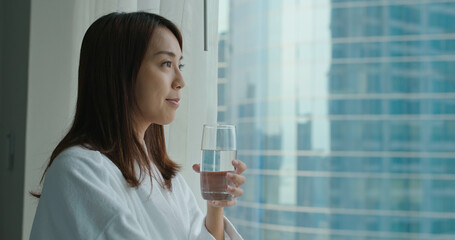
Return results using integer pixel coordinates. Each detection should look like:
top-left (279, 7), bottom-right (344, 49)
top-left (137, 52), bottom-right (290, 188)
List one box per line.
top-left (219, 1), bottom-right (455, 239)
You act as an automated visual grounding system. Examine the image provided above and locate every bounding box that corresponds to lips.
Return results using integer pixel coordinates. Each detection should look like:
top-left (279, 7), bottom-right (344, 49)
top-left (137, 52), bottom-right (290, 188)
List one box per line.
top-left (166, 98), bottom-right (180, 107)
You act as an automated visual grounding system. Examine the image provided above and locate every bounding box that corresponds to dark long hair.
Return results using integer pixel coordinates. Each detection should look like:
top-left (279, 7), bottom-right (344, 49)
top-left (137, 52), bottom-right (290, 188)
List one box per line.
top-left (32, 12), bottom-right (182, 197)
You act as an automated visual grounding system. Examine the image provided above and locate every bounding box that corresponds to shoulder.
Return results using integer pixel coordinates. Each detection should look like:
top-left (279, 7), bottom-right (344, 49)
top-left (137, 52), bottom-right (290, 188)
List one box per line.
top-left (43, 145), bottom-right (123, 194)
top-left (53, 145), bottom-right (106, 167)
top-left (40, 145), bottom-right (127, 209)
top-left (33, 146), bottom-right (141, 239)
top-left (49, 145), bottom-right (116, 178)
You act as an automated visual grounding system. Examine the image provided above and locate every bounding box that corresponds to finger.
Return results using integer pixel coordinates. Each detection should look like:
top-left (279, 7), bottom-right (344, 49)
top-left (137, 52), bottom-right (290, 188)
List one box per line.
top-left (209, 198), bottom-right (237, 208)
top-left (232, 160), bottom-right (247, 174)
top-left (192, 164), bottom-right (201, 173)
top-left (226, 185), bottom-right (244, 198)
top-left (226, 172), bottom-right (246, 187)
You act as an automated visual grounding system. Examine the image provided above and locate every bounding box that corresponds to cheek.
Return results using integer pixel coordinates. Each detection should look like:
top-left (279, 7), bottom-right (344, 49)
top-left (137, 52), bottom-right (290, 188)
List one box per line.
top-left (139, 89), bottom-right (159, 110)
top-left (135, 82), bottom-right (153, 113)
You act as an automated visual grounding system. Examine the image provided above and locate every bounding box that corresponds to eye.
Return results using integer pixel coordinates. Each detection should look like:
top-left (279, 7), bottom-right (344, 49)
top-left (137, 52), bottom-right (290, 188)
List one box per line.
top-left (178, 64), bottom-right (185, 71)
top-left (162, 61), bottom-right (172, 68)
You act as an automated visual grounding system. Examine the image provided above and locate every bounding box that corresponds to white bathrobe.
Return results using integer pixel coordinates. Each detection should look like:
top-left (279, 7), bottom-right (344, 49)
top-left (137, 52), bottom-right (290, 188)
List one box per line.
top-left (30, 146), bottom-right (242, 240)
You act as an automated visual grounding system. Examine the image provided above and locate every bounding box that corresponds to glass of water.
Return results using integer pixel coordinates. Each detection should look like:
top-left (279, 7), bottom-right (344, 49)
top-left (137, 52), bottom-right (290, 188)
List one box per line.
top-left (200, 124), bottom-right (237, 201)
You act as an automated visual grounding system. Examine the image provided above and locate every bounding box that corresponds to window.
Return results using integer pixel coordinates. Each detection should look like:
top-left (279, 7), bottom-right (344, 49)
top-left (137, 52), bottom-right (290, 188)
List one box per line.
top-left (218, 1), bottom-right (455, 239)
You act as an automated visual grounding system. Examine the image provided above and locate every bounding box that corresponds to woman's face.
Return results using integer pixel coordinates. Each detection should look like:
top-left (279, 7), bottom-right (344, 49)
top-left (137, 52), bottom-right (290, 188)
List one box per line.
top-left (135, 27), bottom-right (185, 127)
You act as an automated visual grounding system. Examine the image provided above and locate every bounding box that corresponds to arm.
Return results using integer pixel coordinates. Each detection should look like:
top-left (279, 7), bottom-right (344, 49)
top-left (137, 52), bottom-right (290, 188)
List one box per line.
top-left (206, 204), bottom-right (225, 240)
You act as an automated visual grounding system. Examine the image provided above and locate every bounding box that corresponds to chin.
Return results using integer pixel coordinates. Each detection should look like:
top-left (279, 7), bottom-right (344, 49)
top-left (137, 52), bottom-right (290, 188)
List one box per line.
top-left (156, 116), bottom-right (176, 125)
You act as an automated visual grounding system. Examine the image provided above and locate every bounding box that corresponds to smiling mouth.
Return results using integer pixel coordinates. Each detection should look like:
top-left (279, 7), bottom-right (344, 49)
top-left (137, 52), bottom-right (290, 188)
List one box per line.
top-left (166, 98), bottom-right (180, 107)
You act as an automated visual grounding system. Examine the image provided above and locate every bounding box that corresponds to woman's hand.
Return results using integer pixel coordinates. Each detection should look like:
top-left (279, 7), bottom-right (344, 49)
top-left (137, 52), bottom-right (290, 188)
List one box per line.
top-left (192, 159), bottom-right (247, 207)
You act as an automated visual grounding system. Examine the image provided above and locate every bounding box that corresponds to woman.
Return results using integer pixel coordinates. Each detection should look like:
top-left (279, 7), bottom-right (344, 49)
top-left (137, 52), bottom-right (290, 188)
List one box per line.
top-left (30, 12), bottom-right (245, 240)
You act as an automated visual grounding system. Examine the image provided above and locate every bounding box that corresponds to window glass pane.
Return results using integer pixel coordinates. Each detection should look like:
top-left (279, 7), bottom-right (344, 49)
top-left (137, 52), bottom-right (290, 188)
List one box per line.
top-left (218, 0), bottom-right (455, 239)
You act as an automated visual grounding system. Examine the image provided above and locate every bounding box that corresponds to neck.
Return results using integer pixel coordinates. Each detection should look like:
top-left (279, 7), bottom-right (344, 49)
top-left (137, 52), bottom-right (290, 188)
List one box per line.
top-left (133, 114), bottom-right (150, 144)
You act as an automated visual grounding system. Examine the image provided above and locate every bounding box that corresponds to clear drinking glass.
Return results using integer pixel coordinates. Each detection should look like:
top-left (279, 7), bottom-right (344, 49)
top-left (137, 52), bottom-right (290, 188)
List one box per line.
top-left (200, 124), bottom-right (237, 201)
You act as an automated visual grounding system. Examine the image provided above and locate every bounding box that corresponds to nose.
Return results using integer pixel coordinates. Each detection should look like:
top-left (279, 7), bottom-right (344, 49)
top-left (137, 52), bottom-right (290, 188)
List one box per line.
top-left (172, 68), bottom-right (185, 90)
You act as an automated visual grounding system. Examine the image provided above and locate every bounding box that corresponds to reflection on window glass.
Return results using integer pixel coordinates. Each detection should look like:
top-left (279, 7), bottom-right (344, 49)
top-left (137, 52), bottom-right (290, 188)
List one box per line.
top-left (218, 0), bottom-right (455, 239)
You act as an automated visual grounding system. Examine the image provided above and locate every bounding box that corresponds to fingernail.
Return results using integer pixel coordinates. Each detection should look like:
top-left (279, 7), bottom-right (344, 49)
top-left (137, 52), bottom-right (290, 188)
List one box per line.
top-left (226, 173), bottom-right (233, 179)
top-left (233, 160), bottom-right (239, 165)
top-left (227, 185), bottom-right (234, 191)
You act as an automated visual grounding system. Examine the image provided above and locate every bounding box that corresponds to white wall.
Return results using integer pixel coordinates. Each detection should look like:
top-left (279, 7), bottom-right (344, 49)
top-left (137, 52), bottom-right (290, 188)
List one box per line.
top-left (23, 1), bottom-right (80, 239)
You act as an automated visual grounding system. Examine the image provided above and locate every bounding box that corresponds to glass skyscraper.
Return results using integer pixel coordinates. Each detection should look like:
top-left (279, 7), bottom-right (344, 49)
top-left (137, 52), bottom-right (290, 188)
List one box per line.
top-left (218, 0), bottom-right (455, 239)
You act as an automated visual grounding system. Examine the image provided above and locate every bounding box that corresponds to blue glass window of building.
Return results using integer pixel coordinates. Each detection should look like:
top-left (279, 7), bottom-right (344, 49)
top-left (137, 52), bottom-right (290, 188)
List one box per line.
top-left (217, 0), bottom-right (455, 239)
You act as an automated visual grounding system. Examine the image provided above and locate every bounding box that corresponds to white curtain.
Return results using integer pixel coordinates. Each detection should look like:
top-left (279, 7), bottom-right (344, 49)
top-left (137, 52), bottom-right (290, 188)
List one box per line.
top-left (23, 0), bottom-right (218, 239)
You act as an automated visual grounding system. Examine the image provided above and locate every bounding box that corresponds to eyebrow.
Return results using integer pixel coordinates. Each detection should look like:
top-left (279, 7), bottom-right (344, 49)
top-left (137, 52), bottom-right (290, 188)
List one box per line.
top-left (153, 51), bottom-right (183, 60)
